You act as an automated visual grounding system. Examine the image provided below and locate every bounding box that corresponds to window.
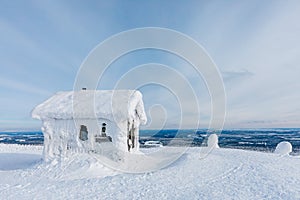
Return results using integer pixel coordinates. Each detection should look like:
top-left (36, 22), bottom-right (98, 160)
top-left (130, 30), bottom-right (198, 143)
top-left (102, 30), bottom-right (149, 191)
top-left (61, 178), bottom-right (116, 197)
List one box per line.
top-left (79, 125), bottom-right (88, 141)
top-left (101, 123), bottom-right (107, 137)
top-left (127, 121), bottom-right (135, 151)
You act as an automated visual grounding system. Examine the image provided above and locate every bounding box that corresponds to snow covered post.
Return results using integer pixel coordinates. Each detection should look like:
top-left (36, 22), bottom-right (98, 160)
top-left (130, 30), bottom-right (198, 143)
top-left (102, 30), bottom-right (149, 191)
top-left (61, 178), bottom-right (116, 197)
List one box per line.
top-left (207, 134), bottom-right (219, 149)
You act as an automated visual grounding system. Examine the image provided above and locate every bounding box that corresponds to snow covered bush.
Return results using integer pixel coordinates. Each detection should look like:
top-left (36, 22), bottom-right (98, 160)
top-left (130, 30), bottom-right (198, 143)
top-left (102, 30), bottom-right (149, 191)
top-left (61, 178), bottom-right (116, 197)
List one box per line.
top-left (207, 134), bottom-right (219, 148)
top-left (274, 141), bottom-right (292, 155)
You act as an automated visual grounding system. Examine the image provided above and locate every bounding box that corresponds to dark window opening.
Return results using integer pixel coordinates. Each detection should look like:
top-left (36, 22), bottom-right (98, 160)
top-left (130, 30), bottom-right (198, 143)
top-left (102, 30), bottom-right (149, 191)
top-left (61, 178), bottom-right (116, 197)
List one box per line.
top-left (127, 121), bottom-right (135, 152)
top-left (95, 122), bottom-right (112, 143)
top-left (79, 125), bottom-right (88, 141)
top-left (101, 123), bottom-right (107, 137)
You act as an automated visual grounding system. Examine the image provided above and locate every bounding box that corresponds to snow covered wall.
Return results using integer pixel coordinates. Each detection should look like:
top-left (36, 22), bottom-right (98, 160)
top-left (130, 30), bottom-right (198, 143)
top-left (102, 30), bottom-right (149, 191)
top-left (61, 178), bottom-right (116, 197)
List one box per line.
top-left (32, 90), bottom-right (147, 162)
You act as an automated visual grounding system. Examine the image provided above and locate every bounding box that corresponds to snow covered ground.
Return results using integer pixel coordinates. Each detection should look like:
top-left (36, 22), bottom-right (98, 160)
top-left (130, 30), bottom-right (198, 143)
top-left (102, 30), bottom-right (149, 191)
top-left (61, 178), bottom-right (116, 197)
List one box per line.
top-left (0, 144), bottom-right (300, 199)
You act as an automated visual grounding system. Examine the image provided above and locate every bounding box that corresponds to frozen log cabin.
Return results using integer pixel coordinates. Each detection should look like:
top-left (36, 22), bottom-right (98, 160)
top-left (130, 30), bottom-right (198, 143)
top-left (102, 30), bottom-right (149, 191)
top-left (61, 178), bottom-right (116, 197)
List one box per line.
top-left (32, 89), bottom-right (147, 161)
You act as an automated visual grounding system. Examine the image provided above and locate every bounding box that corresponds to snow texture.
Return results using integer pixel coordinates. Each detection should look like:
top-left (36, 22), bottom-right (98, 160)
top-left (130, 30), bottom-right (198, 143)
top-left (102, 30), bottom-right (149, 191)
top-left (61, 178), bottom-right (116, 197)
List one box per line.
top-left (274, 141), bottom-right (292, 155)
top-left (1, 144), bottom-right (300, 199)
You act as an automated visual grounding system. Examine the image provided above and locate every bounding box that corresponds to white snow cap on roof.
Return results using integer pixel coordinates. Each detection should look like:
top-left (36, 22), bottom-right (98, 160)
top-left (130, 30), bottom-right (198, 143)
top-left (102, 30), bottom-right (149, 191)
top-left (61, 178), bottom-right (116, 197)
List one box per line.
top-left (32, 90), bottom-right (147, 124)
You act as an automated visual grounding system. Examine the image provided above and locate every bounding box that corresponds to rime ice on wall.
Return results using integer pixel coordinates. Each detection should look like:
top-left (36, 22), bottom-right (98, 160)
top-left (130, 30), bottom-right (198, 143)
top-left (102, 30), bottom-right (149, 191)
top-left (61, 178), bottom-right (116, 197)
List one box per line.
top-left (32, 90), bottom-right (147, 162)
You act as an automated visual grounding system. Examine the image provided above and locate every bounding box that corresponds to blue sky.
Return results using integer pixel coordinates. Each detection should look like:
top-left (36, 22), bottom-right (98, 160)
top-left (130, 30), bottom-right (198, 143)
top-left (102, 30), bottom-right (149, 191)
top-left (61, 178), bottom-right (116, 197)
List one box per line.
top-left (0, 0), bottom-right (300, 130)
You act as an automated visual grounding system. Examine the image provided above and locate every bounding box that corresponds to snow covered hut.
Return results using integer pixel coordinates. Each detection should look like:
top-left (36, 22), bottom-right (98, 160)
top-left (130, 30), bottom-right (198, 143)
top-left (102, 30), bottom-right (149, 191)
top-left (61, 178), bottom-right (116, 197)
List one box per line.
top-left (32, 90), bottom-right (147, 161)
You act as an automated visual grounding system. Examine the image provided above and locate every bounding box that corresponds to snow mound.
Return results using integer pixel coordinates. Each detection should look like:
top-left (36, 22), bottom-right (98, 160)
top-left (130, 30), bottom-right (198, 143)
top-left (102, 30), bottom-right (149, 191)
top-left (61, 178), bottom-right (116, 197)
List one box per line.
top-left (274, 141), bottom-right (292, 155)
top-left (37, 153), bottom-right (119, 180)
top-left (207, 134), bottom-right (219, 148)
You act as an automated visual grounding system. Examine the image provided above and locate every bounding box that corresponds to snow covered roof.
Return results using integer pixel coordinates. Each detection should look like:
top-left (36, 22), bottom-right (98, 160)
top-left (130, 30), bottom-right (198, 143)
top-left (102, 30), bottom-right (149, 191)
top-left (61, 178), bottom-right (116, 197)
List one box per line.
top-left (32, 90), bottom-right (147, 124)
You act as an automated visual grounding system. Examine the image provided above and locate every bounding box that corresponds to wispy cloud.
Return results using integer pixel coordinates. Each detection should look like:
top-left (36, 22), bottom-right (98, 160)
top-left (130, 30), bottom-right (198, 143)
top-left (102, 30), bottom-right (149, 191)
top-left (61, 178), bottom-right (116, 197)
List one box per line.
top-left (184, 1), bottom-right (300, 128)
top-left (0, 77), bottom-right (51, 96)
top-left (222, 69), bottom-right (253, 82)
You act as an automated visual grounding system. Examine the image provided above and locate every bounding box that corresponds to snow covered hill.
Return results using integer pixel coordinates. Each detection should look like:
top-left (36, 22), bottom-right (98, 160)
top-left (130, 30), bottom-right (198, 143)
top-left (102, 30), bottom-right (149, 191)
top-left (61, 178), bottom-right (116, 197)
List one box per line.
top-left (0, 144), bottom-right (300, 199)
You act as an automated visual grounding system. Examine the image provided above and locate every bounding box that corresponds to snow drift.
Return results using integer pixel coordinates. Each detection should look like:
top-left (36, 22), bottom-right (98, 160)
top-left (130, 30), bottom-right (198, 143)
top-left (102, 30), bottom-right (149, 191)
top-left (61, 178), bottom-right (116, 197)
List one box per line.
top-left (1, 144), bottom-right (300, 199)
top-left (274, 141), bottom-right (293, 155)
